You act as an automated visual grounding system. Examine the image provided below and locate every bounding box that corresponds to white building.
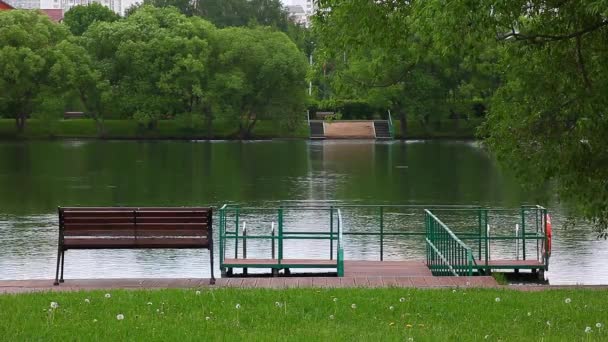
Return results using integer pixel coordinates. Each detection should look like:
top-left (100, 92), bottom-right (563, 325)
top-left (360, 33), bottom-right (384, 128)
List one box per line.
top-left (6, 0), bottom-right (40, 9)
top-left (7, 0), bottom-right (120, 13)
top-left (286, 0), bottom-right (316, 27)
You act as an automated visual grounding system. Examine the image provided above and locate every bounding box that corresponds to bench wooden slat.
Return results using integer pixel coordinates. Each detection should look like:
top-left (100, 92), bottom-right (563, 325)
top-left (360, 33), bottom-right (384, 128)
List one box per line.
top-left (63, 229), bottom-right (136, 237)
top-left (63, 211), bottom-right (134, 218)
top-left (63, 237), bottom-right (209, 249)
top-left (135, 211), bottom-right (210, 218)
top-left (63, 223), bottom-right (135, 230)
top-left (135, 229), bottom-right (207, 237)
top-left (136, 217), bottom-right (209, 223)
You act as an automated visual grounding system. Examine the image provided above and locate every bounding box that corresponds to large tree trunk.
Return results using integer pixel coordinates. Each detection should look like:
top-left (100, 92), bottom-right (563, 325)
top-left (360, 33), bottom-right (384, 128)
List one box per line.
top-left (203, 105), bottom-right (213, 139)
top-left (15, 113), bottom-right (26, 133)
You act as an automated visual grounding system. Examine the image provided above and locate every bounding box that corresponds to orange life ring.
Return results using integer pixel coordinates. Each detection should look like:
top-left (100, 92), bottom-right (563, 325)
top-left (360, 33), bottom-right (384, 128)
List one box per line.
top-left (544, 214), bottom-right (552, 256)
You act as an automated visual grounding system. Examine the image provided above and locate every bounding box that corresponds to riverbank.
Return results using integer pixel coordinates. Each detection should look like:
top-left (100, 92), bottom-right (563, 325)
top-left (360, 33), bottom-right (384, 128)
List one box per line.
top-left (1, 287), bottom-right (605, 340)
top-left (0, 118), bottom-right (481, 140)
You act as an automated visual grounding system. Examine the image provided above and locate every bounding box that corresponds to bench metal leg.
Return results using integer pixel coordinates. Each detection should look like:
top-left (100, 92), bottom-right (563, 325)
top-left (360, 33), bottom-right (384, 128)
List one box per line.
top-left (53, 249), bottom-right (62, 286)
top-left (59, 250), bottom-right (65, 283)
top-left (209, 249), bottom-right (215, 285)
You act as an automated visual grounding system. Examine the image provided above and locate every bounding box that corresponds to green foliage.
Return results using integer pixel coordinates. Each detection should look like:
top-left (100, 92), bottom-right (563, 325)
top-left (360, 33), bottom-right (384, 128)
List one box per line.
top-left (315, 0), bottom-right (608, 232)
top-left (63, 3), bottom-right (119, 36)
top-left (313, 1), bottom-right (496, 137)
top-left (0, 10), bottom-right (68, 131)
top-left (213, 26), bottom-right (307, 137)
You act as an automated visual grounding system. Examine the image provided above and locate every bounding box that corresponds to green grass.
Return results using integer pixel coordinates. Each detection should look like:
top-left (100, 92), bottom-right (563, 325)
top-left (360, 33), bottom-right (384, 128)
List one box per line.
top-left (0, 119), bottom-right (309, 140)
top-left (393, 119), bottom-right (483, 139)
top-left (0, 117), bottom-right (481, 140)
top-left (1, 288), bottom-right (606, 340)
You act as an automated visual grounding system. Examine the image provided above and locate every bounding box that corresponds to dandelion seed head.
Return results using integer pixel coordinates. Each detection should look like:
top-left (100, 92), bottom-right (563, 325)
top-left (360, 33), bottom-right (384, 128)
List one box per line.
top-left (399, 297), bottom-right (405, 302)
top-left (93, 319), bottom-right (97, 323)
top-left (527, 312), bottom-right (531, 316)
top-left (585, 327), bottom-right (592, 333)
top-left (235, 303), bottom-right (241, 309)
top-left (333, 298), bottom-right (338, 302)
top-left (408, 338), bottom-right (414, 342)
top-left (596, 323), bottom-right (602, 328)
top-left (389, 322), bottom-right (395, 326)
top-left (329, 315), bottom-right (334, 320)
top-left (546, 321), bottom-right (551, 326)
top-left (104, 293), bottom-right (111, 298)
top-left (564, 298), bottom-right (571, 304)
top-left (495, 297), bottom-right (501, 302)
top-left (195, 290), bottom-right (201, 295)
top-left (275, 302), bottom-right (281, 307)
top-left (156, 309), bottom-right (160, 313)
top-left (351, 303), bottom-right (357, 309)
top-left (84, 299), bottom-right (90, 304)
top-left (389, 306), bottom-right (394, 311)
top-left (147, 302), bottom-right (152, 306)
top-left (205, 316), bottom-right (211, 321)
top-left (50, 302), bottom-right (59, 309)
top-left (116, 314), bottom-right (124, 321)
top-left (484, 335), bottom-right (490, 340)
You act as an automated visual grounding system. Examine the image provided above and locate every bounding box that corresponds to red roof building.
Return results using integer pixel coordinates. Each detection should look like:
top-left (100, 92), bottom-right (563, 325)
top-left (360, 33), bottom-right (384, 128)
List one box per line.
top-left (0, 0), bottom-right (14, 10)
top-left (40, 9), bottom-right (63, 22)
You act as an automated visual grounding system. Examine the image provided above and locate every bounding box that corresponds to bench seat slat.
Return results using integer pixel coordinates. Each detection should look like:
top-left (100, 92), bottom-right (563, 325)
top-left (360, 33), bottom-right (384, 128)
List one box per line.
top-left (63, 229), bottom-right (136, 237)
top-left (63, 238), bottom-right (209, 249)
top-left (63, 211), bottom-right (134, 218)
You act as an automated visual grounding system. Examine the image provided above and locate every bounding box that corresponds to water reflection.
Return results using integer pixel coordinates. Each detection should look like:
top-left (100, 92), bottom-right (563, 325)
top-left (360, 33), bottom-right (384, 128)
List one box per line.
top-left (0, 140), bottom-right (606, 284)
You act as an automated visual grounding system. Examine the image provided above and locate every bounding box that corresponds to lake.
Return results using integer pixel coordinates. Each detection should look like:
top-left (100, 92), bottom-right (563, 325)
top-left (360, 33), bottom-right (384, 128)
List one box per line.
top-left (0, 140), bottom-right (606, 284)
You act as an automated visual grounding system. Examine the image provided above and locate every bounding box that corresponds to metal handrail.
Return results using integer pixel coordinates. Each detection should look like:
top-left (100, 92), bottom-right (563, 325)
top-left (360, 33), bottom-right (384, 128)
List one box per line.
top-left (337, 209), bottom-right (344, 277)
top-left (425, 209), bottom-right (474, 276)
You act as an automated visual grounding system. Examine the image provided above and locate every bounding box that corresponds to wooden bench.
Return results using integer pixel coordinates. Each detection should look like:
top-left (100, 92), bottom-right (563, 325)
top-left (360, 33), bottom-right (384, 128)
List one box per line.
top-left (63, 111), bottom-right (86, 119)
top-left (54, 207), bottom-right (214, 285)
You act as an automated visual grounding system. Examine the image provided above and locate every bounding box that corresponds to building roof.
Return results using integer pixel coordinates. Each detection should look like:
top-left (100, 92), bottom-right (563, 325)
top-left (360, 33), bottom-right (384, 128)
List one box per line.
top-left (0, 0), bottom-right (14, 10)
top-left (40, 9), bottom-right (63, 22)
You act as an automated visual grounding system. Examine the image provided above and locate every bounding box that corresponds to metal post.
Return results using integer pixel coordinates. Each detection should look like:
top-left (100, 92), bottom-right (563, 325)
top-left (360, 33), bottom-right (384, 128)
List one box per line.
top-left (515, 224), bottom-right (520, 260)
top-left (379, 206), bottom-right (384, 261)
top-left (330, 206), bottom-right (334, 260)
top-left (234, 208), bottom-right (239, 259)
top-left (477, 208), bottom-right (482, 260)
top-left (278, 208), bottom-right (283, 264)
top-left (521, 207), bottom-right (526, 260)
top-left (271, 223), bottom-right (275, 259)
top-left (486, 224), bottom-right (491, 262)
top-left (242, 222), bottom-right (247, 275)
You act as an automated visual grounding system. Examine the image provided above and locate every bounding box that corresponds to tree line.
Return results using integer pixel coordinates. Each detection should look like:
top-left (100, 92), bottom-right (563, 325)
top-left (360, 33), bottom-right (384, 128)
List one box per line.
top-left (0, 3), bottom-right (308, 138)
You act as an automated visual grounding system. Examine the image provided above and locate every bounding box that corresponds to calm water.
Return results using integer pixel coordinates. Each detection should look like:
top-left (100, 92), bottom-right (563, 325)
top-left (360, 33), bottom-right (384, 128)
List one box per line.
top-left (0, 140), bottom-right (606, 284)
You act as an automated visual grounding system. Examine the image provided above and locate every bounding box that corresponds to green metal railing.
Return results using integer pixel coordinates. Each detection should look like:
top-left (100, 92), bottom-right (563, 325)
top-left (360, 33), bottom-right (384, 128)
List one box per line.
top-left (387, 110), bottom-right (395, 138)
top-left (218, 204), bottom-right (344, 273)
top-left (219, 203), bottom-right (550, 276)
top-left (278, 203), bottom-right (481, 262)
top-left (425, 210), bottom-right (474, 276)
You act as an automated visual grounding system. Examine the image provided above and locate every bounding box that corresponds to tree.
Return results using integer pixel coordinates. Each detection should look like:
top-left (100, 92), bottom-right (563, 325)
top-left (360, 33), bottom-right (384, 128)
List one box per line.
top-left (313, 1), bottom-right (497, 136)
top-left (213, 27), bottom-right (307, 138)
top-left (83, 6), bottom-right (216, 130)
top-left (50, 39), bottom-right (111, 135)
top-left (408, 1), bottom-right (608, 234)
top-left (63, 3), bottom-right (119, 36)
top-left (0, 10), bottom-right (68, 132)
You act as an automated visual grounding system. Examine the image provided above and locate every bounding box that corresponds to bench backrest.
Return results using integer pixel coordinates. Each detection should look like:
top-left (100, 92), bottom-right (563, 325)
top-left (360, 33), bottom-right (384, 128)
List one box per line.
top-left (59, 207), bottom-right (212, 242)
